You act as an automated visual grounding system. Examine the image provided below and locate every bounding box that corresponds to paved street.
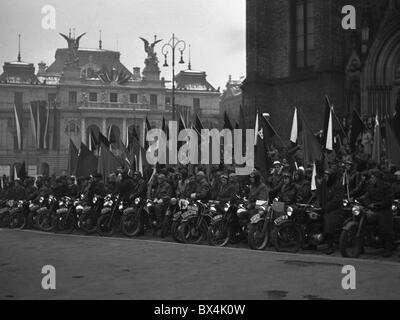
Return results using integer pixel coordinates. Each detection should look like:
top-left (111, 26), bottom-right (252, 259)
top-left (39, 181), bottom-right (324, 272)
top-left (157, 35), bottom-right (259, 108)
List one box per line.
top-left (0, 228), bottom-right (400, 300)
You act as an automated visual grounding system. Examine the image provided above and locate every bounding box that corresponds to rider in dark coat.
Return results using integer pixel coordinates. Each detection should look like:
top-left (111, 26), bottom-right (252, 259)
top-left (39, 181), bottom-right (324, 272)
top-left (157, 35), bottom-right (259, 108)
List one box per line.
top-left (360, 168), bottom-right (394, 257)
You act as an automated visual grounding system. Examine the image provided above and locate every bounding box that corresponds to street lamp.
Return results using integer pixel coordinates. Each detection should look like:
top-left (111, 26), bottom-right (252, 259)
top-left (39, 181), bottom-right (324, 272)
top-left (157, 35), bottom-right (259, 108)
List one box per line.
top-left (162, 33), bottom-right (186, 121)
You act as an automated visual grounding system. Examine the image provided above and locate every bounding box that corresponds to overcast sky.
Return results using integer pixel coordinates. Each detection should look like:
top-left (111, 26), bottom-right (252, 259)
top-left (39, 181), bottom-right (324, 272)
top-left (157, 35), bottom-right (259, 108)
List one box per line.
top-left (0, 0), bottom-right (245, 90)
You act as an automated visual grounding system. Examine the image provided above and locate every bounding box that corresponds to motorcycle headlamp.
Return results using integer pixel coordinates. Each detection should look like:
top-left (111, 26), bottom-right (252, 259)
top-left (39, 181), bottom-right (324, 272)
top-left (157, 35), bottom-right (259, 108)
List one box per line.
top-left (210, 206), bottom-right (217, 213)
top-left (93, 196), bottom-right (98, 204)
top-left (39, 197), bottom-right (44, 204)
top-left (286, 206), bottom-right (294, 216)
top-left (18, 200), bottom-right (23, 207)
top-left (134, 198), bottom-right (140, 205)
top-left (29, 203), bottom-right (34, 209)
top-left (343, 199), bottom-right (349, 207)
top-left (352, 205), bottom-right (361, 216)
top-left (59, 201), bottom-right (64, 207)
top-left (80, 194), bottom-right (85, 200)
top-left (170, 198), bottom-right (178, 205)
top-left (146, 202), bottom-right (153, 208)
top-left (118, 202), bottom-right (124, 211)
top-left (76, 205), bottom-right (84, 211)
top-left (73, 200), bottom-right (79, 206)
top-left (392, 205), bottom-right (397, 213)
top-left (224, 203), bottom-right (230, 212)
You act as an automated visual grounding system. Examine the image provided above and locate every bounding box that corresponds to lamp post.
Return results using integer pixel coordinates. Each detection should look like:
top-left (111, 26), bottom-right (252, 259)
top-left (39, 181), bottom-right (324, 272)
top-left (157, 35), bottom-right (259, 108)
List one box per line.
top-left (162, 33), bottom-right (186, 121)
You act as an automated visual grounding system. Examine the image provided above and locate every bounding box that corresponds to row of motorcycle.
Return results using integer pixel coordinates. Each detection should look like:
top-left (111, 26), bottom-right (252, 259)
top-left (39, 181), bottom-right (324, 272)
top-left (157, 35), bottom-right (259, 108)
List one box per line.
top-left (0, 192), bottom-right (399, 258)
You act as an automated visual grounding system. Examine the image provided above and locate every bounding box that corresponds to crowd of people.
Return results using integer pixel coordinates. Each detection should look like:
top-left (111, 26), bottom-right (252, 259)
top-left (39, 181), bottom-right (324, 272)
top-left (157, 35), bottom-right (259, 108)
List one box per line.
top-left (1, 136), bottom-right (400, 258)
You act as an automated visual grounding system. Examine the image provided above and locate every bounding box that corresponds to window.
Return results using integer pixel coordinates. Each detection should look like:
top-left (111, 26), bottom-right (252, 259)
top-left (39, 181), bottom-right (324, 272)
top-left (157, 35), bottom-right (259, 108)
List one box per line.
top-left (294, 0), bottom-right (315, 68)
top-left (130, 94), bottom-right (138, 103)
top-left (89, 92), bottom-right (98, 102)
top-left (165, 97), bottom-right (171, 106)
top-left (193, 98), bottom-right (200, 110)
top-left (48, 93), bottom-right (56, 104)
top-left (150, 94), bottom-right (158, 106)
top-left (69, 91), bottom-right (77, 105)
top-left (110, 93), bottom-right (118, 103)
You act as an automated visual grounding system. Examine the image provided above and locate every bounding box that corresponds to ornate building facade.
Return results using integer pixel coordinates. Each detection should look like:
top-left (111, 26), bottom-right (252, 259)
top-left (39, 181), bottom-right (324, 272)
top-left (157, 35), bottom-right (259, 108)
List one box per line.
top-left (242, 0), bottom-right (400, 139)
top-left (0, 33), bottom-right (220, 177)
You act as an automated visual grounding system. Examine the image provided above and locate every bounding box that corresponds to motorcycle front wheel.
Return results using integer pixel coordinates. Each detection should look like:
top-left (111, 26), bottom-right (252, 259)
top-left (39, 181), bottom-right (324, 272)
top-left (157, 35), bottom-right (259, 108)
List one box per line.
top-left (53, 214), bottom-right (75, 234)
top-left (37, 210), bottom-right (54, 232)
top-left (248, 222), bottom-right (269, 250)
top-left (97, 214), bottom-right (115, 237)
top-left (179, 219), bottom-right (208, 244)
top-left (339, 224), bottom-right (362, 258)
top-left (79, 210), bottom-right (98, 234)
top-left (271, 223), bottom-right (303, 253)
top-left (9, 213), bottom-right (27, 229)
top-left (120, 212), bottom-right (143, 237)
top-left (207, 221), bottom-right (231, 247)
top-left (0, 212), bottom-right (10, 228)
top-left (28, 211), bottom-right (40, 229)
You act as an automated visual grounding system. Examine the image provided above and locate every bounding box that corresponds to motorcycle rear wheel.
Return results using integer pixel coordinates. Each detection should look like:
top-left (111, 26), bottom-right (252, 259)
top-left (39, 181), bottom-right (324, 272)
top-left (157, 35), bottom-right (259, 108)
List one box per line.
top-left (339, 224), bottom-right (362, 258)
top-left (97, 214), bottom-right (115, 237)
top-left (28, 211), bottom-right (39, 229)
top-left (271, 223), bottom-right (302, 253)
top-left (171, 219), bottom-right (183, 243)
top-left (53, 215), bottom-right (75, 234)
top-left (248, 222), bottom-right (269, 250)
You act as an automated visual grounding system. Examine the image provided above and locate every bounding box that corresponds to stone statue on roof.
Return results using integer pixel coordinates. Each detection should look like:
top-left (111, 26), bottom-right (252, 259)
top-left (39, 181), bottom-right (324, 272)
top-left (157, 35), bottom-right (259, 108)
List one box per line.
top-left (139, 35), bottom-right (162, 71)
top-left (59, 31), bottom-right (86, 67)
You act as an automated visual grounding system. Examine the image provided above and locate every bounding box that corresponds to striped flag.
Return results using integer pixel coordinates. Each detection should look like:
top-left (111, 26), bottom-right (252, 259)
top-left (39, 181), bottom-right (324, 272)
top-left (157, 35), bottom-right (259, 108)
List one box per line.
top-left (29, 101), bottom-right (49, 149)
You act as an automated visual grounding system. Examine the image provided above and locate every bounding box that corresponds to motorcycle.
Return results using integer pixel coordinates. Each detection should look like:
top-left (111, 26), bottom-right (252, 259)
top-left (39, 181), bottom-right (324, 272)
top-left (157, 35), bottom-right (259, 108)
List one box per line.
top-left (52, 196), bottom-right (78, 233)
top-left (178, 200), bottom-right (214, 244)
top-left (0, 200), bottom-right (15, 228)
top-left (207, 197), bottom-right (245, 247)
top-left (96, 194), bottom-right (124, 236)
top-left (120, 196), bottom-right (146, 237)
top-left (271, 203), bottom-right (323, 253)
top-left (9, 200), bottom-right (30, 229)
top-left (161, 197), bottom-right (180, 238)
top-left (339, 200), bottom-right (400, 258)
top-left (247, 199), bottom-right (278, 250)
top-left (78, 194), bottom-right (103, 234)
top-left (170, 199), bottom-right (189, 243)
top-left (37, 195), bottom-right (58, 232)
top-left (27, 197), bottom-right (44, 229)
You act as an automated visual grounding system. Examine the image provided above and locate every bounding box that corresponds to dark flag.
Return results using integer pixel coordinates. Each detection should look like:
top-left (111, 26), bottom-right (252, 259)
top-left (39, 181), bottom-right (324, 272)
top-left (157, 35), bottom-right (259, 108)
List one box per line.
top-left (390, 110), bottom-right (400, 144)
top-left (18, 161), bottom-right (27, 181)
top-left (301, 115), bottom-right (322, 166)
top-left (386, 117), bottom-right (400, 167)
top-left (349, 109), bottom-right (365, 151)
top-left (75, 143), bottom-right (98, 177)
top-left (107, 125), bottom-right (118, 145)
top-left (254, 111), bottom-right (276, 175)
top-left (144, 117), bottom-right (152, 151)
top-left (68, 139), bottom-right (79, 175)
top-left (98, 142), bottom-right (123, 179)
top-left (116, 140), bottom-right (131, 170)
top-left (162, 117), bottom-right (169, 140)
top-left (98, 132), bottom-right (110, 148)
top-left (223, 111), bottom-right (234, 130)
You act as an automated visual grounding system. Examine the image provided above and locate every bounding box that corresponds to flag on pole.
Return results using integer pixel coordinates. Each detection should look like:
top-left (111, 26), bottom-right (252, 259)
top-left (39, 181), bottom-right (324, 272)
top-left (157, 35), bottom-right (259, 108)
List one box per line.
top-left (290, 107), bottom-right (298, 144)
top-left (98, 141), bottom-right (123, 179)
top-left (322, 97), bottom-right (333, 151)
top-left (349, 109), bottom-right (365, 151)
top-left (371, 115), bottom-right (381, 163)
top-left (311, 162), bottom-right (317, 191)
top-left (75, 143), bottom-right (98, 177)
top-left (300, 114), bottom-right (322, 166)
top-left (13, 104), bottom-right (23, 150)
top-left (223, 111), bottom-right (234, 131)
top-left (68, 139), bottom-right (79, 175)
top-left (386, 116), bottom-right (400, 167)
top-left (14, 165), bottom-right (19, 181)
top-left (18, 161), bottom-right (27, 181)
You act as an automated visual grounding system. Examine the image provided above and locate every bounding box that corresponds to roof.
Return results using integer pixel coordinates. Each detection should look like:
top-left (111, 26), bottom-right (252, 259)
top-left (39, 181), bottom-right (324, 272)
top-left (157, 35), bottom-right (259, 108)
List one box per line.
top-left (174, 69), bottom-right (218, 92)
top-left (45, 48), bottom-right (133, 78)
top-left (0, 61), bottom-right (40, 84)
top-left (221, 76), bottom-right (243, 99)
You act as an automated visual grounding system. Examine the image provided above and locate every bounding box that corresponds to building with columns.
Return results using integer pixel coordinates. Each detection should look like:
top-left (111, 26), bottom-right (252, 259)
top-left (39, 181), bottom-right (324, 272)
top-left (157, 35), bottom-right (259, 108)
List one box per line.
top-left (0, 33), bottom-right (220, 177)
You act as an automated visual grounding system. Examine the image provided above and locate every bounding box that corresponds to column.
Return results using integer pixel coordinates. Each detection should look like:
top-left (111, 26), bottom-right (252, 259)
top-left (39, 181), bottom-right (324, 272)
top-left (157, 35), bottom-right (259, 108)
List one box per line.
top-left (81, 118), bottom-right (86, 144)
top-left (102, 118), bottom-right (107, 135)
top-left (122, 118), bottom-right (127, 146)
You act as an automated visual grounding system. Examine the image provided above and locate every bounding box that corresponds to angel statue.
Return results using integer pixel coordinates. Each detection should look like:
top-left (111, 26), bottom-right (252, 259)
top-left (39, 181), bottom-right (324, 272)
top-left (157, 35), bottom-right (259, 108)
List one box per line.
top-left (139, 35), bottom-right (163, 69)
top-left (59, 31), bottom-right (86, 67)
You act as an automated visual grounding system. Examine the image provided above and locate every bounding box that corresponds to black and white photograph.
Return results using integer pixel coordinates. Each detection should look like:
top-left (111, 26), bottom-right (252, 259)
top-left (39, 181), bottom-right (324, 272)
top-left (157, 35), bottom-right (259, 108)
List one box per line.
top-left (0, 0), bottom-right (400, 307)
